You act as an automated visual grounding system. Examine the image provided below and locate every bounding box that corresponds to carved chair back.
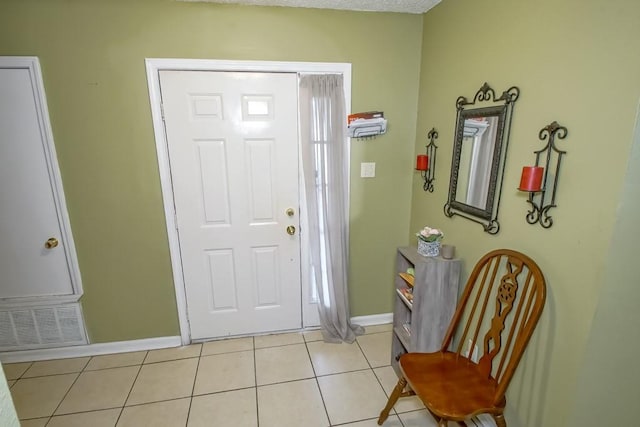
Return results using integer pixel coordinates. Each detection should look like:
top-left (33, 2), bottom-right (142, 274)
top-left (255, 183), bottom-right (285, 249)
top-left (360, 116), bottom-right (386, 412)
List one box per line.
top-left (440, 249), bottom-right (546, 404)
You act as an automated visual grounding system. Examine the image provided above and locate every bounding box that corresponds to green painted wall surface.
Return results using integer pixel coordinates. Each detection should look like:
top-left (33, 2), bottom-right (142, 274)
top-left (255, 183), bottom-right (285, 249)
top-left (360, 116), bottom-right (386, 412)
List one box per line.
top-left (0, 0), bottom-right (422, 341)
top-left (567, 104), bottom-right (640, 426)
top-left (412, 0), bottom-right (640, 425)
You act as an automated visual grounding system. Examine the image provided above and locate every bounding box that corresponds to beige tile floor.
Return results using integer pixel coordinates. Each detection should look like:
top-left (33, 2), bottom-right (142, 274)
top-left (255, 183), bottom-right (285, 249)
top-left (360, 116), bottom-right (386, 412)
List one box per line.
top-left (5, 324), bottom-right (439, 427)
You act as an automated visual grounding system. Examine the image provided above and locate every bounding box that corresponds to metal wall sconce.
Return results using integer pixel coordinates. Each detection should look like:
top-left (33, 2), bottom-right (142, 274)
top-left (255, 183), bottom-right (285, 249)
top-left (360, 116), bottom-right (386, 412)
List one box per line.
top-left (518, 121), bottom-right (568, 228)
top-left (416, 128), bottom-right (438, 192)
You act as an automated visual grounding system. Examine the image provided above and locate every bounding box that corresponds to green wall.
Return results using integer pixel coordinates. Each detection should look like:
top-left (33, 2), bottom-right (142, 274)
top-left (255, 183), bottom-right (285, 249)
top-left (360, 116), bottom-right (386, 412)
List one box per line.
top-left (567, 103), bottom-right (640, 426)
top-left (0, 0), bottom-right (423, 342)
top-left (412, 0), bottom-right (640, 425)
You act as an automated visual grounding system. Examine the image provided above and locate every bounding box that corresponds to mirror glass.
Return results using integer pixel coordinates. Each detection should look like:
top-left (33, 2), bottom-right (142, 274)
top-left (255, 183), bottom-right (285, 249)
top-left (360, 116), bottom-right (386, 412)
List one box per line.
top-left (444, 84), bottom-right (519, 234)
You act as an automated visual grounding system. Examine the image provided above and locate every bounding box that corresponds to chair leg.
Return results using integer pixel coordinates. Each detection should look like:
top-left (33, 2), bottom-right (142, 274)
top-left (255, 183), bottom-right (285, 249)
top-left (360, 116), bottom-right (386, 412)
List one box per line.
top-left (438, 418), bottom-right (448, 426)
top-left (492, 414), bottom-right (507, 427)
top-left (377, 377), bottom-right (407, 425)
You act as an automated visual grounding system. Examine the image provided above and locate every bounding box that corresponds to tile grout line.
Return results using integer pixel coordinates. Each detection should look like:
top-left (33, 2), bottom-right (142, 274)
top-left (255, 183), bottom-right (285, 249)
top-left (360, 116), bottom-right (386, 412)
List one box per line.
top-left (303, 338), bottom-right (333, 426)
top-left (354, 337), bottom-right (374, 370)
top-left (370, 366), bottom-right (407, 427)
top-left (41, 357), bottom-right (91, 423)
top-left (357, 333), bottom-right (405, 427)
top-left (44, 371), bottom-right (82, 424)
top-left (10, 361), bottom-right (33, 383)
top-left (184, 344), bottom-right (204, 427)
top-left (253, 336), bottom-right (260, 427)
top-left (113, 356), bottom-right (146, 426)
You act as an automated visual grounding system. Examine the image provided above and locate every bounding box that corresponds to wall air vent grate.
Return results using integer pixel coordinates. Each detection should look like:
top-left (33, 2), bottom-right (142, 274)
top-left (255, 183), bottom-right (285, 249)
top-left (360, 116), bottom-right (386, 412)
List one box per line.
top-left (0, 303), bottom-right (87, 351)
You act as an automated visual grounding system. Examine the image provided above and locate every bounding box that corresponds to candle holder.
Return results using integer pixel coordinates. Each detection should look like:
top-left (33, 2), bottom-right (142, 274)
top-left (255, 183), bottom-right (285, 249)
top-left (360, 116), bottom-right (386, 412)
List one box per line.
top-left (519, 121), bottom-right (568, 228)
top-left (416, 128), bottom-right (438, 192)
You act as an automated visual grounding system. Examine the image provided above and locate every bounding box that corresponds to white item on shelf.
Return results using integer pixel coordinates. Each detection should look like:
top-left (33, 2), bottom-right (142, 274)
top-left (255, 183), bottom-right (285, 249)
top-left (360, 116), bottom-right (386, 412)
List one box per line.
top-left (347, 117), bottom-right (387, 138)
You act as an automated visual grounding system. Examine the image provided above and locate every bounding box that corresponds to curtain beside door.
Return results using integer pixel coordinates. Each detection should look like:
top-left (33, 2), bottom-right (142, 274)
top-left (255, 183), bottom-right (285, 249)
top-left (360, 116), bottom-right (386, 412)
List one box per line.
top-left (299, 74), bottom-right (363, 343)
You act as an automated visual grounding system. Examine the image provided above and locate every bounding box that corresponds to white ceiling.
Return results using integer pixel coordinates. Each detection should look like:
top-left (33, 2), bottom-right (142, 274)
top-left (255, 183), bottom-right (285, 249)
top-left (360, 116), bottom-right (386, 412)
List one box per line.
top-left (181, 0), bottom-right (442, 14)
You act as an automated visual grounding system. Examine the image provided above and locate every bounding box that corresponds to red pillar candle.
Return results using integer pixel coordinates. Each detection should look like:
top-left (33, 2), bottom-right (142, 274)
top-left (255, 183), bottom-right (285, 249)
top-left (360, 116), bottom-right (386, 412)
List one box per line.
top-left (519, 166), bottom-right (544, 192)
top-left (416, 155), bottom-right (429, 171)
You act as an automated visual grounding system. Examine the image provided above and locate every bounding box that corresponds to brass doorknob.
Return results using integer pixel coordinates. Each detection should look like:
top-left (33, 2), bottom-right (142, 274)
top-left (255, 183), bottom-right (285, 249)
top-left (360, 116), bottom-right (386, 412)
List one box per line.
top-left (285, 208), bottom-right (295, 217)
top-left (45, 237), bottom-right (59, 249)
top-left (286, 225), bottom-right (296, 235)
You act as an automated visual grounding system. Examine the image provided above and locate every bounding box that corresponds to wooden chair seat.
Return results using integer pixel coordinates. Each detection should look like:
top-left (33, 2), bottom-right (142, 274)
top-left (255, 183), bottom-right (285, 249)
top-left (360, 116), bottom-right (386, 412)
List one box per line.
top-left (400, 351), bottom-right (503, 421)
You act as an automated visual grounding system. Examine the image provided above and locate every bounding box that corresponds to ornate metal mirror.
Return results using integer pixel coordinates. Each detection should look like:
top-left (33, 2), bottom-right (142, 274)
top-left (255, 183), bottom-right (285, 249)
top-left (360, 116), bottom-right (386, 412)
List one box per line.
top-left (444, 83), bottom-right (519, 234)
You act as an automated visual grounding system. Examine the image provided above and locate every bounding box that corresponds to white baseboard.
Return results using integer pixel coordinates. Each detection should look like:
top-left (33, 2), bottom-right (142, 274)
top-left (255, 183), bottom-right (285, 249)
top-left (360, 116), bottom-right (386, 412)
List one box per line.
top-left (0, 336), bottom-right (182, 363)
top-left (351, 312), bottom-right (393, 326)
top-left (0, 313), bottom-right (393, 363)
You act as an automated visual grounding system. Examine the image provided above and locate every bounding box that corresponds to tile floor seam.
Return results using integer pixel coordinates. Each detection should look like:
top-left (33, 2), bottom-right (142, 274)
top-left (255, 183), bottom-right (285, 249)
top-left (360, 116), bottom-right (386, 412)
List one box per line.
top-left (10, 371), bottom-right (82, 380)
top-left (355, 338), bottom-right (375, 370)
top-left (201, 348), bottom-right (254, 357)
top-left (184, 346), bottom-right (204, 427)
top-left (83, 350), bottom-right (148, 372)
top-left (315, 366), bottom-right (373, 379)
top-left (141, 349), bottom-right (151, 364)
top-left (142, 355), bottom-right (200, 365)
top-left (191, 384), bottom-right (256, 397)
top-left (330, 414), bottom-right (383, 426)
top-left (80, 357), bottom-right (91, 372)
top-left (255, 374), bottom-right (317, 388)
top-left (45, 404), bottom-right (126, 423)
top-left (371, 365), bottom-right (402, 421)
top-left (21, 357), bottom-right (91, 379)
top-left (253, 341), bottom-right (306, 350)
top-left (9, 361), bottom-right (33, 382)
top-left (253, 336), bottom-right (260, 427)
top-left (43, 372), bottom-right (80, 421)
top-left (83, 363), bottom-right (143, 372)
top-left (119, 362), bottom-right (145, 411)
top-left (115, 406), bottom-right (125, 427)
top-left (303, 339), bottom-right (332, 427)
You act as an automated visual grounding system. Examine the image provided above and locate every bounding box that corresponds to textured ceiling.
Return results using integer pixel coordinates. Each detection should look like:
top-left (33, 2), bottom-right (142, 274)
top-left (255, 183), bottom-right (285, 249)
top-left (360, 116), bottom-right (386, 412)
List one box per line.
top-left (181, 0), bottom-right (442, 14)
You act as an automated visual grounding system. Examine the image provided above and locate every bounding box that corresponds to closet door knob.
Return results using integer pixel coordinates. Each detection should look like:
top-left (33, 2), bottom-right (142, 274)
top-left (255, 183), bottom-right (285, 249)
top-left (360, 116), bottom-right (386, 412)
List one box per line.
top-left (286, 226), bottom-right (296, 235)
top-left (45, 237), bottom-right (59, 249)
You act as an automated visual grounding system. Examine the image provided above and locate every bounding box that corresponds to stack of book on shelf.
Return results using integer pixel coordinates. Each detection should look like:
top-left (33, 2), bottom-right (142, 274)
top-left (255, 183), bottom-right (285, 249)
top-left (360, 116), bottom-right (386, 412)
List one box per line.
top-left (347, 111), bottom-right (387, 138)
top-left (398, 272), bottom-right (414, 287)
top-left (402, 322), bottom-right (411, 336)
top-left (399, 287), bottom-right (413, 303)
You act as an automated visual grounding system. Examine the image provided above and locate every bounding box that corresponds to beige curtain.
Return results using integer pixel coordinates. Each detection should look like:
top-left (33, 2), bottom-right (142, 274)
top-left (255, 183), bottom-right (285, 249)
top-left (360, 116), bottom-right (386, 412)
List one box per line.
top-left (299, 74), bottom-right (363, 343)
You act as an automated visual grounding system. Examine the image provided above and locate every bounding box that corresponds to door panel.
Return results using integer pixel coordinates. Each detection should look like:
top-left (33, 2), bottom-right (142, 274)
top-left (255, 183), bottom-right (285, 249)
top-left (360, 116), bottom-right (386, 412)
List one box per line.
top-left (0, 66), bottom-right (74, 298)
top-left (160, 71), bottom-right (301, 339)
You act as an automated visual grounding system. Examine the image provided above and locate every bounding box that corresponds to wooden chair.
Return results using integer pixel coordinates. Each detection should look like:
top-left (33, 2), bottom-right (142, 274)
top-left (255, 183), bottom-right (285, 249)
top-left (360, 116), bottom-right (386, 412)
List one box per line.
top-left (378, 249), bottom-right (546, 427)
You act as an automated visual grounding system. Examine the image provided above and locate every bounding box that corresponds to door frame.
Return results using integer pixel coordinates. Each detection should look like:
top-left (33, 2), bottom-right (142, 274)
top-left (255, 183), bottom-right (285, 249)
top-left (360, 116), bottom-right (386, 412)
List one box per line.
top-left (0, 56), bottom-right (84, 307)
top-left (145, 59), bottom-right (351, 344)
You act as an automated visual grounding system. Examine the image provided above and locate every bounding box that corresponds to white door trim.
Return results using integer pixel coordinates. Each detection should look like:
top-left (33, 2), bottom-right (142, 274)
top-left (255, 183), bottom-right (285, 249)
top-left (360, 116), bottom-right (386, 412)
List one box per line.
top-left (0, 56), bottom-right (84, 306)
top-left (145, 58), bottom-right (352, 344)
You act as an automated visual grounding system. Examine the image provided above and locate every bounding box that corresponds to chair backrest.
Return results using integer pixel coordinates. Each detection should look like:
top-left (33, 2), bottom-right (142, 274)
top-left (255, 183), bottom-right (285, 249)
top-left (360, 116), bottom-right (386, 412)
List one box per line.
top-left (440, 249), bottom-right (546, 404)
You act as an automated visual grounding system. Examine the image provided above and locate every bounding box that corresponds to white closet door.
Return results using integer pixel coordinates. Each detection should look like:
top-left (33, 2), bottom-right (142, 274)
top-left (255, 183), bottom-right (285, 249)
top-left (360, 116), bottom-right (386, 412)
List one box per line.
top-left (0, 59), bottom-right (79, 299)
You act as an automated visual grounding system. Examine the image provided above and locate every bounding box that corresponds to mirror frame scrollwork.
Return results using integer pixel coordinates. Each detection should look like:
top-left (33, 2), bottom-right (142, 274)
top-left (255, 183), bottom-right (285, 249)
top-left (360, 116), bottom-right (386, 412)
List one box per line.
top-left (444, 83), bottom-right (520, 234)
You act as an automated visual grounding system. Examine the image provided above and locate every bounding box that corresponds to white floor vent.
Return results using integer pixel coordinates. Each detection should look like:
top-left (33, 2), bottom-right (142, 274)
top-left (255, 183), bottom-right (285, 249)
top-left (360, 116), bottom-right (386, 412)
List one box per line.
top-left (0, 303), bottom-right (87, 351)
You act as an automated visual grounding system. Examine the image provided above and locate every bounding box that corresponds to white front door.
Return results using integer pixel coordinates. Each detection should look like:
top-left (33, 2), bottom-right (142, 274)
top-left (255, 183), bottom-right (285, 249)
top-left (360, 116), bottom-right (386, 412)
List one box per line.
top-left (0, 59), bottom-right (79, 299)
top-left (160, 71), bottom-right (302, 339)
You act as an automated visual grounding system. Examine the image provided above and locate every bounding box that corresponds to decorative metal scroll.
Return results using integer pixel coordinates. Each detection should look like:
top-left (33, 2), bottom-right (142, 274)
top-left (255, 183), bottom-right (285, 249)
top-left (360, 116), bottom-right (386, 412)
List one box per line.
top-left (444, 83), bottom-right (520, 235)
top-left (420, 128), bottom-right (438, 192)
top-left (525, 121), bottom-right (568, 228)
